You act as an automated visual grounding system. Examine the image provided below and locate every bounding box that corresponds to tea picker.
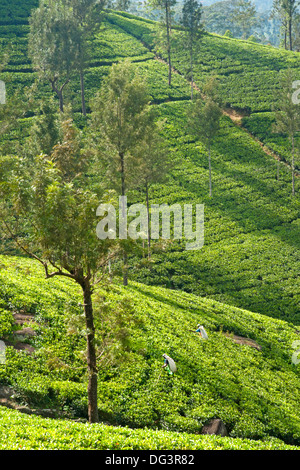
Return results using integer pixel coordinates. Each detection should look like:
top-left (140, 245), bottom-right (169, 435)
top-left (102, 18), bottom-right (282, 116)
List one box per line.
top-left (162, 353), bottom-right (177, 376)
top-left (190, 324), bottom-right (208, 339)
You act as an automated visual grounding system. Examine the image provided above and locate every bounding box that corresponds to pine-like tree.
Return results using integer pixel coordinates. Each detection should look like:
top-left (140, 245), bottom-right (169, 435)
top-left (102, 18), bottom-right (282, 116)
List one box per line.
top-left (180, 0), bottom-right (204, 100)
top-left (273, 69), bottom-right (300, 196)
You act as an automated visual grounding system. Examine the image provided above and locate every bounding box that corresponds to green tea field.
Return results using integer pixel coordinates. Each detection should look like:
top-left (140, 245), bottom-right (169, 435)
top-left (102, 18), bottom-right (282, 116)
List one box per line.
top-left (0, 0), bottom-right (299, 452)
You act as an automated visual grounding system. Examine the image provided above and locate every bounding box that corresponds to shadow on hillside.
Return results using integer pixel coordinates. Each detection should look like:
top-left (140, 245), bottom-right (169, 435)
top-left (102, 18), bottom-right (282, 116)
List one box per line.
top-left (182, 118), bottom-right (300, 251)
top-left (130, 272), bottom-right (300, 329)
top-left (194, 37), bottom-right (298, 73)
top-left (129, 282), bottom-right (201, 315)
top-left (132, 253), bottom-right (300, 325)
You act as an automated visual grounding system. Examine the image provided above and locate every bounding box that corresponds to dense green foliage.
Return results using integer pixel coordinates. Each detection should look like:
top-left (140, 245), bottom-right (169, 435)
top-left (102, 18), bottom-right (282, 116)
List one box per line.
top-left (1, 255), bottom-right (300, 447)
top-left (127, 101), bottom-right (300, 324)
top-left (106, 11), bottom-right (300, 112)
top-left (0, 0), bottom-right (38, 25)
top-left (0, 2), bottom-right (300, 450)
top-left (1, 11), bottom-right (299, 325)
top-left (242, 112), bottom-right (300, 171)
top-left (0, 407), bottom-right (298, 450)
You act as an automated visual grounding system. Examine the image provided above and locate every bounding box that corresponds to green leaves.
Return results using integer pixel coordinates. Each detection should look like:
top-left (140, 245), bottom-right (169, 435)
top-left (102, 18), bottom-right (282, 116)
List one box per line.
top-left (0, 307), bottom-right (14, 337)
top-left (1, 254), bottom-right (300, 445)
top-left (0, 406), bottom-right (298, 449)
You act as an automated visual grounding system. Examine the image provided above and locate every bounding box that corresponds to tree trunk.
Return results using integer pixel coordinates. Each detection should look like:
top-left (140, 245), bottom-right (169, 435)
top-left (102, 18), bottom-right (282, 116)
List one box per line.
top-left (292, 134), bottom-right (295, 196)
top-left (81, 278), bottom-right (99, 423)
top-left (190, 45), bottom-right (194, 101)
top-left (80, 69), bottom-right (87, 117)
top-left (208, 144), bottom-right (212, 198)
top-left (145, 182), bottom-right (151, 260)
top-left (120, 152), bottom-right (125, 199)
top-left (123, 252), bottom-right (128, 286)
top-left (289, 17), bottom-right (293, 51)
top-left (50, 78), bottom-right (69, 113)
top-left (120, 151), bottom-right (128, 286)
top-left (284, 28), bottom-right (287, 50)
top-left (108, 259), bottom-right (113, 283)
top-left (50, 79), bottom-right (64, 113)
top-left (165, 3), bottom-right (172, 87)
top-left (58, 90), bottom-right (64, 113)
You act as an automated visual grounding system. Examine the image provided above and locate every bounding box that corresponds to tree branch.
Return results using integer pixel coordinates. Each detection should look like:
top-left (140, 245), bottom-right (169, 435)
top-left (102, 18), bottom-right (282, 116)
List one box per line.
top-left (1, 219), bottom-right (76, 282)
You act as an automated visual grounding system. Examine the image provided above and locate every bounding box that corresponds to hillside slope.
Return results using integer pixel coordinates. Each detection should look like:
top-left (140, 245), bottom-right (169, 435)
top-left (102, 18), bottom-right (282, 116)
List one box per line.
top-left (1, 9), bottom-right (299, 324)
top-left (0, 4), bottom-right (300, 450)
top-left (0, 406), bottom-right (298, 450)
top-left (1, 255), bottom-right (300, 445)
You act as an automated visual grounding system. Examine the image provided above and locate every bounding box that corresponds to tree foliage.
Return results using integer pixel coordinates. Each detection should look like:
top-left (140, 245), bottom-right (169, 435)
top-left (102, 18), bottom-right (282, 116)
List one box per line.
top-left (28, 0), bottom-right (79, 112)
top-left (147, 0), bottom-right (177, 86)
top-left (273, 68), bottom-right (300, 195)
top-left (188, 77), bottom-right (223, 197)
top-left (180, 0), bottom-right (204, 99)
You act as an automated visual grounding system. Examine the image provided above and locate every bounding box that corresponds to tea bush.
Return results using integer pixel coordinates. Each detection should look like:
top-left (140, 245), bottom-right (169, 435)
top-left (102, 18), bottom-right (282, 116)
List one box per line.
top-left (242, 113), bottom-right (300, 171)
top-left (107, 12), bottom-right (300, 113)
top-left (0, 308), bottom-right (14, 337)
top-left (0, 407), bottom-right (298, 450)
top-left (2, 256), bottom-right (300, 445)
top-left (127, 100), bottom-right (300, 324)
top-left (1, 4), bottom-right (300, 450)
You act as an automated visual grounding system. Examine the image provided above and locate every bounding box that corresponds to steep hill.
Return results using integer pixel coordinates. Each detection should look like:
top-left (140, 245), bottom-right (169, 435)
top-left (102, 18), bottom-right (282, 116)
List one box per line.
top-left (0, 3), bottom-right (300, 450)
top-left (1, 9), bottom-right (299, 325)
top-left (1, 254), bottom-right (300, 446)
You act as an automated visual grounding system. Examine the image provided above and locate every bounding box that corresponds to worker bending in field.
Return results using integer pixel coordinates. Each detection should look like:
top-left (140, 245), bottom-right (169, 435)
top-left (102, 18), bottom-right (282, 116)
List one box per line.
top-left (194, 324), bottom-right (208, 339)
top-left (162, 354), bottom-right (177, 376)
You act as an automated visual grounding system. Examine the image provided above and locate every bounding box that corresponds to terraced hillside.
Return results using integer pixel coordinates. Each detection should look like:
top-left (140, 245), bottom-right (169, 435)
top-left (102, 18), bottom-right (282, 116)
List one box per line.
top-left (0, 3), bottom-right (300, 450)
top-left (106, 11), bottom-right (300, 113)
top-left (1, 8), bottom-right (299, 325)
top-left (1, 255), bottom-right (300, 447)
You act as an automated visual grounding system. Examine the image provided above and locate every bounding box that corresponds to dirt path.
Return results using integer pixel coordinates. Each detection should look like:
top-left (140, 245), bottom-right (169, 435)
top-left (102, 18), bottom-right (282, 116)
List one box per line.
top-left (2, 310), bottom-right (36, 354)
top-left (223, 332), bottom-right (262, 351)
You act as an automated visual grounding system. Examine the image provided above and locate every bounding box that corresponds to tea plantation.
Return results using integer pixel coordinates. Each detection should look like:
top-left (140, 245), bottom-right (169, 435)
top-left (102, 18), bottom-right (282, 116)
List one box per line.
top-left (1, 255), bottom-right (300, 449)
top-left (0, 1), bottom-right (300, 451)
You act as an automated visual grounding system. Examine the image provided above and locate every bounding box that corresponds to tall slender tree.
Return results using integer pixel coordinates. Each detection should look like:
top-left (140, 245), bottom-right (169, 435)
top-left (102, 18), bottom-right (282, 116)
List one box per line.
top-left (189, 77), bottom-right (223, 198)
top-left (0, 114), bottom-right (115, 423)
top-left (131, 121), bottom-right (172, 259)
top-left (272, 0), bottom-right (299, 50)
top-left (148, 0), bottom-right (177, 86)
top-left (273, 69), bottom-right (300, 196)
top-left (28, 0), bottom-right (79, 112)
top-left (64, 0), bottom-right (105, 116)
top-left (90, 60), bottom-right (153, 284)
top-left (283, 0), bottom-right (299, 50)
top-left (180, 0), bottom-right (204, 100)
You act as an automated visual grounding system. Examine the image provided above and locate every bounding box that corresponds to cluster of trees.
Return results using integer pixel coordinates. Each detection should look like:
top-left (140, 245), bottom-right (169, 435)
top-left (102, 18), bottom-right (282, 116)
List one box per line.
top-left (125, 0), bottom-right (300, 49)
top-left (202, 0), bottom-right (300, 48)
top-left (145, 0), bottom-right (204, 90)
top-left (0, 59), bottom-right (173, 422)
top-left (203, 0), bottom-right (300, 49)
top-left (202, 0), bottom-right (274, 43)
top-left (28, 0), bottom-right (106, 115)
top-left (0, 0), bottom-right (298, 425)
top-left (0, 0), bottom-right (222, 423)
top-left (27, 0), bottom-right (205, 104)
top-left (271, 0), bottom-right (300, 50)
